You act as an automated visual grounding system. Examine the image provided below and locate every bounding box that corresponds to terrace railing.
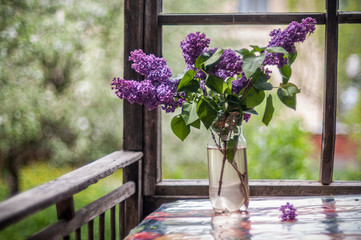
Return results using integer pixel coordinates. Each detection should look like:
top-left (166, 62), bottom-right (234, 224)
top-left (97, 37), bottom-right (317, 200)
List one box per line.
top-left (0, 151), bottom-right (143, 240)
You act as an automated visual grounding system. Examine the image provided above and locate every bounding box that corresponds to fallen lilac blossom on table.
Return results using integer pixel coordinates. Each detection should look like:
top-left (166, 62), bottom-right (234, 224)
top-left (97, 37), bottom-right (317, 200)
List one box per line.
top-left (279, 202), bottom-right (298, 221)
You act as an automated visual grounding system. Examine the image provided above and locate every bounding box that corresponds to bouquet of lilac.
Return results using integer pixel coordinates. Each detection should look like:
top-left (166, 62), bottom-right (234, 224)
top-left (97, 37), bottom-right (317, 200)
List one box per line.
top-left (112, 18), bottom-right (316, 149)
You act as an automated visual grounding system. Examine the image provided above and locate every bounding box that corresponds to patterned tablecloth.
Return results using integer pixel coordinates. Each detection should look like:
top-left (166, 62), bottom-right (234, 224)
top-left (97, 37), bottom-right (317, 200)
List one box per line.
top-left (126, 195), bottom-right (361, 239)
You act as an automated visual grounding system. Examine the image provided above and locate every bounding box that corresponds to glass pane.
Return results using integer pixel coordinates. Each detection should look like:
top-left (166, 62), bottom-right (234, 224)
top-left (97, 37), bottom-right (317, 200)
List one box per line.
top-left (162, 0), bottom-right (324, 13)
top-left (162, 23), bottom-right (323, 180)
top-left (335, 24), bottom-right (361, 180)
top-left (339, 0), bottom-right (361, 11)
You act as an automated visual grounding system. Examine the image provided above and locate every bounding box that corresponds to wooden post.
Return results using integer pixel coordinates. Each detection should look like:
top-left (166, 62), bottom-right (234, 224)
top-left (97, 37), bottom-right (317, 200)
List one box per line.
top-left (320, 0), bottom-right (339, 185)
top-left (123, 0), bottom-right (144, 234)
top-left (56, 197), bottom-right (75, 240)
top-left (143, 0), bottom-right (163, 197)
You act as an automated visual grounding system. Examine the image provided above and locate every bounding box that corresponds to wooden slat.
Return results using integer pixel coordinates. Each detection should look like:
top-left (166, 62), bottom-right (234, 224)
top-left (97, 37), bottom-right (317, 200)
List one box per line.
top-left (56, 197), bottom-right (75, 221)
top-left (87, 220), bottom-right (94, 240)
top-left (75, 228), bottom-right (81, 240)
top-left (320, 0), bottom-right (339, 185)
top-left (155, 179), bottom-right (361, 196)
top-left (339, 11), bottom-right (361, 23)
top-left (28, 182), bottom-right (135, 240)
top-left (143, 0), bottom-right (162, 197)
top-left (99, 213), bottom-right (105, 240)
top-left (56, 197), bottom-right (75, 240)
top-left (0, 151), bottom-right (142, 230)
top-left (110, 206), bottom-right (116, 240)
top-left (118, 202), bottom-right (125, 240)
top-left (158, 13), bottom-right (326, 25)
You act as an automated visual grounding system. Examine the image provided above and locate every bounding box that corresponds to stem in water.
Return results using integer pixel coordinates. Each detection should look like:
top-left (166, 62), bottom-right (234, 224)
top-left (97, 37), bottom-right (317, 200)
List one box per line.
top-left (217, 140), bottom-right (227, 196)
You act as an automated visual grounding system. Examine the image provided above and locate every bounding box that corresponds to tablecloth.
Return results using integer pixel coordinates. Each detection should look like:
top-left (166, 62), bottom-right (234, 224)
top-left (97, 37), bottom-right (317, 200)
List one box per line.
top-left (126, 195), bottom-right (361, 239)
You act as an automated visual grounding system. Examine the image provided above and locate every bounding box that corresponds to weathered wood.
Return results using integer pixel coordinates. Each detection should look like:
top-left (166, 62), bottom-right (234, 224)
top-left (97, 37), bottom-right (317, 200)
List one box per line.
top-left (118, 202), bottom-right (125, 240)
top-left (154, 179), bottom-right (361, 196)
top-left (143, 0), bottom-right (163, 197)
top-left (158, 13), bottom-right (326, 25)
top-left (339, 11), bottom-right (361, 23)
top-left (321, 0), bottom-right (339, 185)
top-left (123, 0), bottom-right (144, 152)
top-left (75, 228), bottom-right (81, 240)
top-left (99, 213), bottom-right (105, 240)
top-left (123, 161), bottom-right (142, 235)
top-left (56, 197), bottom-right (75, 221)
top-left (110, 206), bottom-right (116, 240)
top-left (56, 197), bottom-right (75, 240)
top-left (87, 220), bottom-right (94, 240)
top-left (28, 182), bottom-right (135, 240)
top-left (0, 151), bottom-right (142, 230)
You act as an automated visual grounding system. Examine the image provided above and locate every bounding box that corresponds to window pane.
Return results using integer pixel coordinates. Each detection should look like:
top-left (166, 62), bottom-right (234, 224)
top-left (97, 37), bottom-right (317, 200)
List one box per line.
top-left (335, 24), bottom-right (361, 180)
top-left (339, 0), bottom-right (361, 11)
top-left (162, 0), bottom-right (324, 13)
top-left (162, 23), bottom-right (323, 179)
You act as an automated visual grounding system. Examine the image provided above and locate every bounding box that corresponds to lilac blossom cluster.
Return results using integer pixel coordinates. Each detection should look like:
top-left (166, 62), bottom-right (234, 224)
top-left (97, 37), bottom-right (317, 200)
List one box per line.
top-left (111, 18), bottom-right (315, 117)
top-left (180, 32), bottom-right (211, 65)
top-left (279, 202), bottom-right (298, 221)
top-left (180, 33), bottom-right (250, 120)
top-left (111, 50), bottom-right (183, 113)
top-left (264, 17), bottom-right (317, 68)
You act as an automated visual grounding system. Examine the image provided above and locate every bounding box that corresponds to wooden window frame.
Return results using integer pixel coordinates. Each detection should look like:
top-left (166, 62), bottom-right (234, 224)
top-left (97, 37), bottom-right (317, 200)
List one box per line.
top-left (122, 0), bottom-right (361, 216)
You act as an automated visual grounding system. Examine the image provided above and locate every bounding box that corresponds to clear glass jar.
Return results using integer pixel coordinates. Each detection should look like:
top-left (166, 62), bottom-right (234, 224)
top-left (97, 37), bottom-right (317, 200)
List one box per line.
top-left (207, 113), bottom-right (250, 213)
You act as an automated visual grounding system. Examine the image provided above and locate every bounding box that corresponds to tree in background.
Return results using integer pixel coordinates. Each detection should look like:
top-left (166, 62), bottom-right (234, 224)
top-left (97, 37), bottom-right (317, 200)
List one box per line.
top-left (0, 0), bottom-right (124, 196)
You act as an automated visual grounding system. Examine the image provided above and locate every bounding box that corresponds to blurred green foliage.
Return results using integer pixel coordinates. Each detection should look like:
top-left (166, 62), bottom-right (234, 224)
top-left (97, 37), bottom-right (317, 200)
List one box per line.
top-left (0, 0), bottom-right (124, 194)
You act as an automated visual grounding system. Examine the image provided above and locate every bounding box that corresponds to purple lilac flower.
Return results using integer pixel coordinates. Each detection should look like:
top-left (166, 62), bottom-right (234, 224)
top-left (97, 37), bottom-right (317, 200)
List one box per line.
top-left (180, 32), bottom-right (210, 66)
top-left (129, 49), bottom-right (172, 84)
top-left (232, 72), bottom-right (248, 94)
top-left (209, 48), bottom-right (243, 79)
top-left (111, 50), bottom-right (183, 112)
top-left (265, 17), bottom-right (317, 68)
top-left (279, 202), bottom-right (298, 221)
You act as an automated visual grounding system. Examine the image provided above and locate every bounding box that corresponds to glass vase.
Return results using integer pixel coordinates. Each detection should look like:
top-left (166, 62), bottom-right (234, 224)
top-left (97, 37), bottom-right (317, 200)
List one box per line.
top-left (207, 112), bottom-right (250, 213)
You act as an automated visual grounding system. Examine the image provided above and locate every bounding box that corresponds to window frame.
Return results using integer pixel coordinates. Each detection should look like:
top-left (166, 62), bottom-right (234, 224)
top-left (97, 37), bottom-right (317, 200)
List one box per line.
top-left (122, 0), bottom-right (361, 216)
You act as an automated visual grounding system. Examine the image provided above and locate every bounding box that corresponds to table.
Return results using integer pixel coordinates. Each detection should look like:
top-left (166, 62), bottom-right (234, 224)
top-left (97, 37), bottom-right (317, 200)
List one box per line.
top-left (126, 195), bottom-right (361, 239)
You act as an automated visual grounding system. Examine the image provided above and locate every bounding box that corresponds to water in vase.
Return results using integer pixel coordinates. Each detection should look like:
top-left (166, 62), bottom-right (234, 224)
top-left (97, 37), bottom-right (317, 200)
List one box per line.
top-left (207, 146), bottom-right (249, 213)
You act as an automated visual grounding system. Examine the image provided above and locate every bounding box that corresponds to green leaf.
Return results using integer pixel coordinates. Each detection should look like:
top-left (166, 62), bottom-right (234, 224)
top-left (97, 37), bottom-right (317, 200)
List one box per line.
top-left (250, 45), bottom-right (266, 53)
top-left (245, 87), bottom-right (265, 108)
top-left (266, 47), bottom-right (290, 58)
top-left (242, 53), bottom-right (266, 79)
top-left (226, 137), bottom-right (238, 163)
top-left (227, 94), bottom-right (241, 109)
top-left (253, 71), bottom-right (273, 90)
top-left (289, 50), bottom-right (297, 65)
top-left (203, 48), bottom-right (224, 69)
top-left (181, 101), bottom-right (198, 125)
top-left (196, 98), bottom-right (218, 129)
top-left (195, 51), bottom-right (212, 69)
top-left (205, 74), bottom-right (228, 94)
top-left (280, 64), bottom-right (292, 84)
top-left (190, 119), bottom-right (201, 129)
top-left (277, 83), bottom-right (301, 110)
top-left (235, 48), bottom-right (250, 56)
top-left (243, 108), bottom-right (258, 115)
top-left (177, 69), bottom-right (199, 93)
top-left (171, 115), bottom-right (190, 141)
top-left (262, 95), bottom-right (274, 126)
